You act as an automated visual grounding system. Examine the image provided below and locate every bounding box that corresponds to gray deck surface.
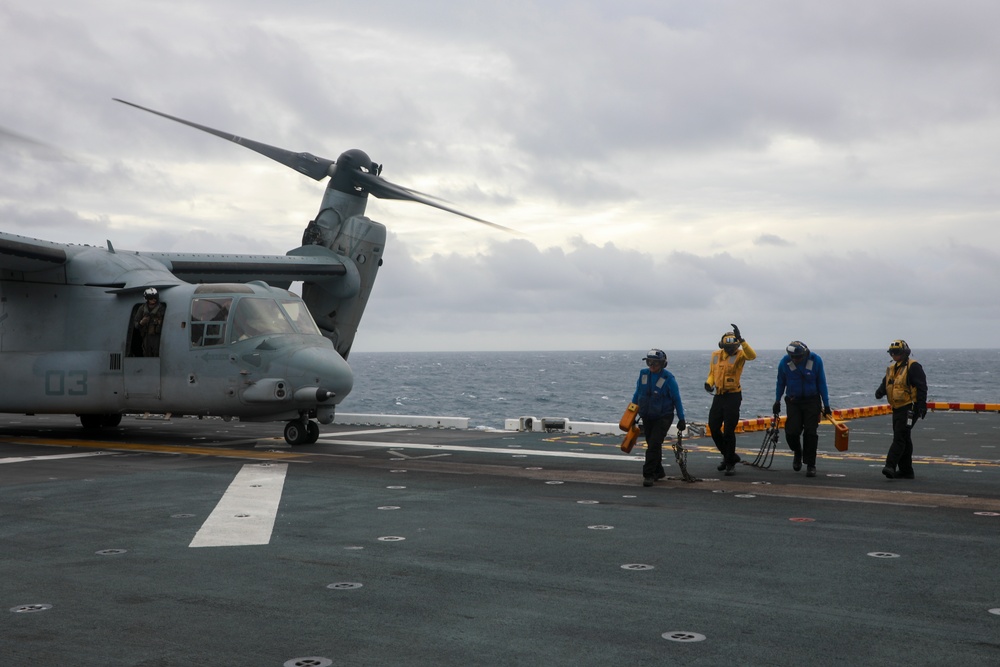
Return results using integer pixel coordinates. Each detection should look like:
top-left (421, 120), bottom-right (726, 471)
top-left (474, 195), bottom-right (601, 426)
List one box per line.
top-left (2, 411), bottom-right (999, 666)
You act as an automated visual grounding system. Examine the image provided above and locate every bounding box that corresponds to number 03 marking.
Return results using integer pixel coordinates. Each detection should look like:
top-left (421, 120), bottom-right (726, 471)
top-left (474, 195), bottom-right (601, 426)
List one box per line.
top-left (45, 370), bottom-right (88, 396)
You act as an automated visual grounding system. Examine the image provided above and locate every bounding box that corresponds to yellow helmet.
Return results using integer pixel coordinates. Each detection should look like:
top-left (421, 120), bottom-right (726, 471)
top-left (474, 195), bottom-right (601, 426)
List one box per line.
top-left (887, 339), bottom-right (910, 355)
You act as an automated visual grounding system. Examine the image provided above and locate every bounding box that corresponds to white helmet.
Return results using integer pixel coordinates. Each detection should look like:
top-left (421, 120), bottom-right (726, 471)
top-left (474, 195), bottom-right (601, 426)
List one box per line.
top-left (143, 288), bottom-right (159, 301)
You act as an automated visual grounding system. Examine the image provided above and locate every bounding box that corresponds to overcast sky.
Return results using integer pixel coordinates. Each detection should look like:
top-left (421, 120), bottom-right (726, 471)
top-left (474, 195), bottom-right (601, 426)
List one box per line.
top-left (2, 1), bottom-right (998, 352)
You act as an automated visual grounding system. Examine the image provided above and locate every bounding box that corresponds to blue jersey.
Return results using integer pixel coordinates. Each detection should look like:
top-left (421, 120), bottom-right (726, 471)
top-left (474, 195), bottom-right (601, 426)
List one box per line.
top-left (632, 368), bottom-right (685, 421)
top-left (775, 352), bottom-right (830, 407)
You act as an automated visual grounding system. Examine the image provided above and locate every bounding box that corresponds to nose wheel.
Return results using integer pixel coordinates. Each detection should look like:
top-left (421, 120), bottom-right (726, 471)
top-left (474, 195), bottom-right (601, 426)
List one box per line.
top-left (284, 418), bottom-right (320, 445)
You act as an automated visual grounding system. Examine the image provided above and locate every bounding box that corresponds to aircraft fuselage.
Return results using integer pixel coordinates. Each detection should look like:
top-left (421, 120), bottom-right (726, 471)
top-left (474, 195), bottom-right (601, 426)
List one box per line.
top-left (0, 269), bottom-right (352, 423)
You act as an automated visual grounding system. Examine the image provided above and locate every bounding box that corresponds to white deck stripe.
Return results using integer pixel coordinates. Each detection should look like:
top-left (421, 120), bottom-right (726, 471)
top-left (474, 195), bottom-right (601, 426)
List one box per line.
top-left (323, 428), bottom-right (414, 438)
top-left (0, 452), bottom-right (113, 464)
top-left (315, 437), bottom-right (644, 462)
top-left (189, 463), bottom-right (288, 548)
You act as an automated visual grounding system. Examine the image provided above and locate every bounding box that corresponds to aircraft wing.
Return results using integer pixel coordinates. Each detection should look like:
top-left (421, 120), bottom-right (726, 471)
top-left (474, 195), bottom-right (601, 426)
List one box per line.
top-left (0, 231), bottom-right (349, 287)
top-left (144, 249), bottom-right (348, 288)
top-left (0, 232), bottom-right (69, 272)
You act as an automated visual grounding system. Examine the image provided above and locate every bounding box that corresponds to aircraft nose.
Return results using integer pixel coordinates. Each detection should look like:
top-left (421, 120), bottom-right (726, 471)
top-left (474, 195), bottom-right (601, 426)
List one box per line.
top-left (287, 346), bottom-right (354, 402)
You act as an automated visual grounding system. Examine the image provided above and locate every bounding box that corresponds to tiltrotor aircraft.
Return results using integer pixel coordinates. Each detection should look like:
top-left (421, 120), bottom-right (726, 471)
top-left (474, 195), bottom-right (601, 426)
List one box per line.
top-left (0, 99), bottom-right (509, 444)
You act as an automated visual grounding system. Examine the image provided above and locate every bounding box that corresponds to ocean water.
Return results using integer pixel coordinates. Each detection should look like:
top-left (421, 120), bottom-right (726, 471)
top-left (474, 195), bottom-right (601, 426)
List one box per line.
top-left (339, 349), bottom-right (1000, 430)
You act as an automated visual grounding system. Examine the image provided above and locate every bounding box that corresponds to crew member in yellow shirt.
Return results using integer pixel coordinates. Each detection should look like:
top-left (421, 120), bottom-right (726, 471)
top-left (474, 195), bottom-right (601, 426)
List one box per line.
top-left (705, 324), bottom-right (756, 476)
top-left (875, 339), bottom-right (928, 479)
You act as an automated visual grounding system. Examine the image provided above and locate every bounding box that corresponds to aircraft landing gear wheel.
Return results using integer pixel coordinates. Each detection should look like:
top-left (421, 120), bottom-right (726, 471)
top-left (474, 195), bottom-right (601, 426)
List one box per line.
top-left (80, 414), bottom-right (103, 429)
top-left (284, 419), bottom-right (311, 446)
top-left (306, 420), bottom-right (320, 444)
top-left (80, 414), bottom-right (121, 429)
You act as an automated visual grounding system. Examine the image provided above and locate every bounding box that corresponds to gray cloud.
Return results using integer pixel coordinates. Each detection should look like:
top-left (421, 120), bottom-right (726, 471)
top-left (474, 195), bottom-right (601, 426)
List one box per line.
top-left (2, 0), bottom-right (998, 353)
top-left (355, 230), bottom-right (999, 351)
top-left (754, 234), bottom-right (791, 247)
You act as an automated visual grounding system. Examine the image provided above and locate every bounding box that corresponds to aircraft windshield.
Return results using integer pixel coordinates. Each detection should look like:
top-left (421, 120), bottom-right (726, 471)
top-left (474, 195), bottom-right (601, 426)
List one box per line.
top-left (191, 296), bottom-right (321, 346)
top-left (230, 298), bottom-right (296, 343)
top-left (190, 297), bottom-right (233, 347)
top-left (280, 300), bottom-right (321, 336)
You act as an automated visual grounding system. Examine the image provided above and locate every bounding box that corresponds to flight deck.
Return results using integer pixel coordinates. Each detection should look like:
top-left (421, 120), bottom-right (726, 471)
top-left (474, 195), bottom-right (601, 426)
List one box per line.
top-left (2, 411), bottom-right (999, 666)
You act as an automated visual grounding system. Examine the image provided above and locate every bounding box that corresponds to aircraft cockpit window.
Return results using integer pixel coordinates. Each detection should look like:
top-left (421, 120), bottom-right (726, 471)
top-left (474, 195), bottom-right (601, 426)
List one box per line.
top-left (193, 284), bottom-right (254, 294)
top-left (230, 298), bottom-right (296, 343)
top-left (190, 297), bottom-right (233, 347)
top-left (280, 300), bottom-right (322, 336)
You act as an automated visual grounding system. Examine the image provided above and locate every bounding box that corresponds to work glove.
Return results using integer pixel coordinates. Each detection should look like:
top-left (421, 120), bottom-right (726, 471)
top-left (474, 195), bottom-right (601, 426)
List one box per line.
top-left (916, 401), bottom-right (927, 419)
top-left (676, 420), bottom-right (686, 433)
top-left (875, 386), bottom-right (886, 400)
top-left (772, 401), bottom-right (781, 415)
top-left (730, 323), bottom-right (742, 342)
top-left (704, 382), bottom-right (713, 393)
top-left (823, 406), bottom-right (833, 417)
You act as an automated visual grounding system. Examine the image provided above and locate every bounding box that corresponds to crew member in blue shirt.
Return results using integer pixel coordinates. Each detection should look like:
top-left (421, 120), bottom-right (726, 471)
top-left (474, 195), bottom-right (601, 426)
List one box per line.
top-left (773, 341), bottom-right (832, 478)
top-left (632, 349), bottom-right (686, 487)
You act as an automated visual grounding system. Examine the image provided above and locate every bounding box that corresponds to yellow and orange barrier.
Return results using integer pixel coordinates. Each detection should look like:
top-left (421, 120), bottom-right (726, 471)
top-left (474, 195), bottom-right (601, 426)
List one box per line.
top-left (707, 401), bottom-right (998, 436)
top-left (830, 405), bottom-right (892, 420)
top-left (928, 401), bottom-right (1000, 413)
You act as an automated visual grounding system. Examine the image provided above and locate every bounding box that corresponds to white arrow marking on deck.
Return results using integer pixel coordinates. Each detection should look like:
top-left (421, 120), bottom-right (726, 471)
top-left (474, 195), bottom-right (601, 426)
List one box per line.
top-left (316, 438), bottom-right (642, 462)
top-left (189, 463), bottom-right (288, 548)
top-left (0, 452), bottom-right (114, 464)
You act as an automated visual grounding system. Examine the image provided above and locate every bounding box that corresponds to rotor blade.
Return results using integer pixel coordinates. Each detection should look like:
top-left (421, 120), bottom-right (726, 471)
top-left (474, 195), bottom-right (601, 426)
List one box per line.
top-left (0, 125), bottom-right (69, 161)
top-left (113, 98), bottom-right (335, 180)
top-left (352, 170), bottom-right (517, 234)
top-left (0, 126), bottom-right (49, 149)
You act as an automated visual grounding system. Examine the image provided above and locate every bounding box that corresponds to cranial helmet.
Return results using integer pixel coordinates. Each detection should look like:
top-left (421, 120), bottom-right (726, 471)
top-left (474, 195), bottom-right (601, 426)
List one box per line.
top-left (719, 332), bottom-right (739, 350)
top-left (143, 287), bottom-right (159, 301)
top-left (786, 341), bottom-right (809, 358)
top-left (887, 339), bottom-right (910, 355)
top-left (644, 348), bottom-right (668, 366)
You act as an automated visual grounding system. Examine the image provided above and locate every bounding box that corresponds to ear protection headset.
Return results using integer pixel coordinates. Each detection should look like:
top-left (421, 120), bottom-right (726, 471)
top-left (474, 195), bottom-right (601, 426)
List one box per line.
top-left (719, 332), bottom-right (738, 349)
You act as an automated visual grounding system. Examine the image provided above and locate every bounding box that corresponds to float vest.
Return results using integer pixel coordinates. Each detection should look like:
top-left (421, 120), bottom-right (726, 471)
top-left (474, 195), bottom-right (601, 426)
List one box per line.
top-left (783, 357), bottom-right (818, 398)
top-left (134, 302), bottom-right (165, 336)
top-left (708, 343), bottom-right (756, 393)
top-left (885, 359), bottom-right (917, 409)
top-left (636, 369), bottom-right (678, 420)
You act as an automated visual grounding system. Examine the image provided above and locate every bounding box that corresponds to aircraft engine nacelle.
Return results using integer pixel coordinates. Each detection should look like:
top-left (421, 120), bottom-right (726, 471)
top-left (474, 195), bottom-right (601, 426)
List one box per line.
top-left (294, 211), bottom-right (385, 360)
